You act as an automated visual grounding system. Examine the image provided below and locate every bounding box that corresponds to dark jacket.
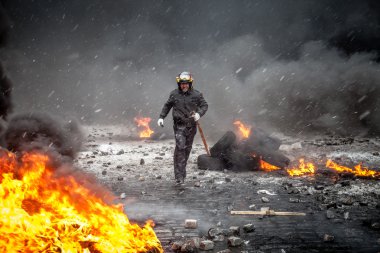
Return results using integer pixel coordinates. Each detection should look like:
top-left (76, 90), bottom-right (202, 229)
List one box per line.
top-left (159, 88), bottom-right (208, 125)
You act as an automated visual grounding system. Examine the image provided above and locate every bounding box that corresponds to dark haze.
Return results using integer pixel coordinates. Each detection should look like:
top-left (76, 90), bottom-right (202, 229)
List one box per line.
top-left (4, 113), bottom-right (83, 162)
top-left (1, 0), bottom-right (380, 136)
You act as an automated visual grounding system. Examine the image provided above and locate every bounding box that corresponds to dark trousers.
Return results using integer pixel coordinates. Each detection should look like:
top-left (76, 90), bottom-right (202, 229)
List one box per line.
top-left (173, 124), bottom-right (197, 181)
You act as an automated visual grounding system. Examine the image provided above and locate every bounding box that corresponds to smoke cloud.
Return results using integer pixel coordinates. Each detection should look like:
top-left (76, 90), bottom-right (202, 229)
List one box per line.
top-left (3, 113), bottom-right (83, 162)
top-left (0, 0), bottom-right (379, 136)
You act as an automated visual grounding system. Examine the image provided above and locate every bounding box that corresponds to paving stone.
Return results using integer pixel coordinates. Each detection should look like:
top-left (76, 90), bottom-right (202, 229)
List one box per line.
top-left (323, 234), bottom-right (335, 242)
top-left (171, 241), bottom-right (184, 251)
top-left (199, 240), bottom-right (214, 251)
top-left (326, 210), bottom-right (335, 219)
top-left (184, 219), bottom-right (197, 229)
top-left (229, 226), bottom-right (240, 236)
top-left (228, 236), bottom-right (243, 247)
top-left (243, 223), bottom-right (255, 233)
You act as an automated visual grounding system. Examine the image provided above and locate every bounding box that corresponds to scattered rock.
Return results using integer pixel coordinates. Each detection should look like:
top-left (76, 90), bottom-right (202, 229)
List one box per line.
top-left (212, 235), bottom-right (225, 242)
top-left (87, 161), bottom-right (94, 164)
top-left (344, 212), bottom-right (350, 220)
top-left (194, 181), bottom-right (201, 187)
top-left (159, 152), bottom-right (165, 156)
top-left (340, 196), bottom-right (354, 205)
top-left (120, 193), bottom-right (126, 199)
top-left (229, 226), bottom-right (240, 236)
top-left (171, 241), bottom-right (184, 251)
top-left (156, 175), bottom-right (162, 179)
top-left (181, 240), bottom-right (198, 252)
top-left (289, 198), bottom-right (300, 203)
top-left (261, 197), bottom-right (270, 203)
top-left (155, 157), bottom-right (163, 160)
top-left (225, 177), bottom-right (232, 182)
top-left (326, 210), bottom-right (335, 219)
top-left (323, 234), bottom-right (335, 242)
top-left (117, 176), bottom-right (124, 181)
top-left (372, 222), bottom-right (380, 230)
top-left (249, 204), bottom-right (256, 210)
top-left (216, 250), bottom-right (231, 253)
top-left (243, 224), bottom-right (255, 233)
top-left (140, 158), bottom-right (145, 165)
top-left (199, 240), bottom-right (214, 251)
top-left (227, 236), bottom-right (242, 247)
top-left (315, 185), bottom-right (325, 190)
top-left (116, 149), bottom-right (124, 155)
top-left (208, 228), bottom-right (222, 238)
top-left (101, 170), bottom-right (107, 175)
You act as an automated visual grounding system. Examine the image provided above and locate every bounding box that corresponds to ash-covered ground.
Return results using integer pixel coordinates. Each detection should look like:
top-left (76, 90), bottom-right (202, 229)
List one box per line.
top-left (76, 125), bottom-right (380, 253)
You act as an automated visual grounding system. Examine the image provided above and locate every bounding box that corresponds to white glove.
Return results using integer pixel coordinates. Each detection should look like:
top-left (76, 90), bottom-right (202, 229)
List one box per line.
top-left (157, 118), bottom-right (164, 127)
top-left (192, 113), bottom-right (200, 121)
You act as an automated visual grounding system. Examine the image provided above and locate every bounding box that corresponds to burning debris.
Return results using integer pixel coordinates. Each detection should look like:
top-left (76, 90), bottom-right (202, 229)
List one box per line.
top-left (134, 116), bottom-right (154, 138)
top-left (0, 150), bottom-right (163, 252)
top-left (198, 121), bottom-right (290, 172)
top-left (198, 121), bottom-right (380, 180)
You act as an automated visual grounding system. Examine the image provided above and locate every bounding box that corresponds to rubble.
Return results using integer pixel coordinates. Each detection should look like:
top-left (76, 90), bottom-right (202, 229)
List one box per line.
top-left (229, 226), bottom-right (240, 236)
top-left (227, 236), bottom-right (243, 247)
top-left (243, 224), bottom-right (255, 233)
top-left (323, 234), bottom-right (335, 242)
top-left (199, 240), bottom-right (214, 251)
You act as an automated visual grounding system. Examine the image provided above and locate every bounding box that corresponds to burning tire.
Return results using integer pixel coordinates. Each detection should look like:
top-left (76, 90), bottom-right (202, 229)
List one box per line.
top-left (197, 154), bottom-right (227, 171)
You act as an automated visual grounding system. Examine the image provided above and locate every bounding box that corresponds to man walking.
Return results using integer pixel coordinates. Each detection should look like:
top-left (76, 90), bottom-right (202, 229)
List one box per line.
top-left (158, 72), bottom-right (208, 185)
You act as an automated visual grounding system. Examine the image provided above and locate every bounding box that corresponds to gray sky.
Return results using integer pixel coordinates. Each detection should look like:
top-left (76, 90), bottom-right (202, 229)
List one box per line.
top-left (1, 0), bottom-right (380, 135)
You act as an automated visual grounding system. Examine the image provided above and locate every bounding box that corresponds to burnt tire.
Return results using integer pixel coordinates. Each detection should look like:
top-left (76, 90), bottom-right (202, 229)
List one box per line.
top-left (260, 150), bottom-right (290, 168)
top-left (197, 154), bottom-right (227, 171)
top-left (210, 131), bottom-right (236, 158)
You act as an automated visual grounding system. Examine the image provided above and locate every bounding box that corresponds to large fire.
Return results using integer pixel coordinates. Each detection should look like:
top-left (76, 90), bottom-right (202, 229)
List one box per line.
top-left (286, 158), bottom-right (315, 176)
top-left (0, 150), bottom-right (163, 252)
top-left (326, 159), bottom-right (380, 179)
top-left (233, 120), bottom-right (251, 139)
top-left (134, 117), bottom-right (154, 138)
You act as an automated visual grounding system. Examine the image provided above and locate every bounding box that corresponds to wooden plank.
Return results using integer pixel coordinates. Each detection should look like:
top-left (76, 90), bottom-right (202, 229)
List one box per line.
top-left (231, 210), bottom-right (306, 216)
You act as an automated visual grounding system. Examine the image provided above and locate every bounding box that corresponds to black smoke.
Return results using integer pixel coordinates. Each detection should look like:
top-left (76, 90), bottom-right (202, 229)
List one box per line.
top-left (3, 113), bottom-right (83, 162)
top-left (0, 2), bottom-right (12, 120)
top-left (1, 0), bottom-right (380, 135)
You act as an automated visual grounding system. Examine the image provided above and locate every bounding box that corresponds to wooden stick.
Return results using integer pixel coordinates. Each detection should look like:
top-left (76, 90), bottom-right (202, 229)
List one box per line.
top-left (196, 121), bottom-right (211, 156)
top-left (231, 210), bottom-right (306, 216)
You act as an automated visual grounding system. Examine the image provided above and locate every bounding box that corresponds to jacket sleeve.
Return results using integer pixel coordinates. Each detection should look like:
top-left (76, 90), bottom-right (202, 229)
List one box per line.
top-left (196, 92), bottom-right (208, 117)
top-left (159, 93), bottom-right (174, 119)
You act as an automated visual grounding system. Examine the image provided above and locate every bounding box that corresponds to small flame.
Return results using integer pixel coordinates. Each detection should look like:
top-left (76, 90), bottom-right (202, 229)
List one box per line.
top-left (134, 116), bottom-right (154, 138)
top-left (233, 120), bottom-right (251, 139)
top-left (287, 158), bottom-right (315, 176)
top-left (0, 150), bottom-right (163, 252)
top-left (260, 159), bottom-right (281, 171)
top-left (326, 159), bottom-right (380, 178)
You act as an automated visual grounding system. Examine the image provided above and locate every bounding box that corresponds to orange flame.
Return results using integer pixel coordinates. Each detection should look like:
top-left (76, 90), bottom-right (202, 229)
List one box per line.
top-left (0, 150), bottom-right (163, 252)
top-left (260, 159), bottom-right (281, 171)
top-left (233, 120), bottom-right (251, 139)
top-left (134, 117), bottom-right (154, 138)
top-left (287, 158), bottom-right (315, 176)
top-left (326, 159), bottom-right (380, 178)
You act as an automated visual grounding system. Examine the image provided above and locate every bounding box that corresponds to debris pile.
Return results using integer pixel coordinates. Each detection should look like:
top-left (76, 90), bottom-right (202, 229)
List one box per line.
top-left (198, 129), bottom-right (290, 171)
